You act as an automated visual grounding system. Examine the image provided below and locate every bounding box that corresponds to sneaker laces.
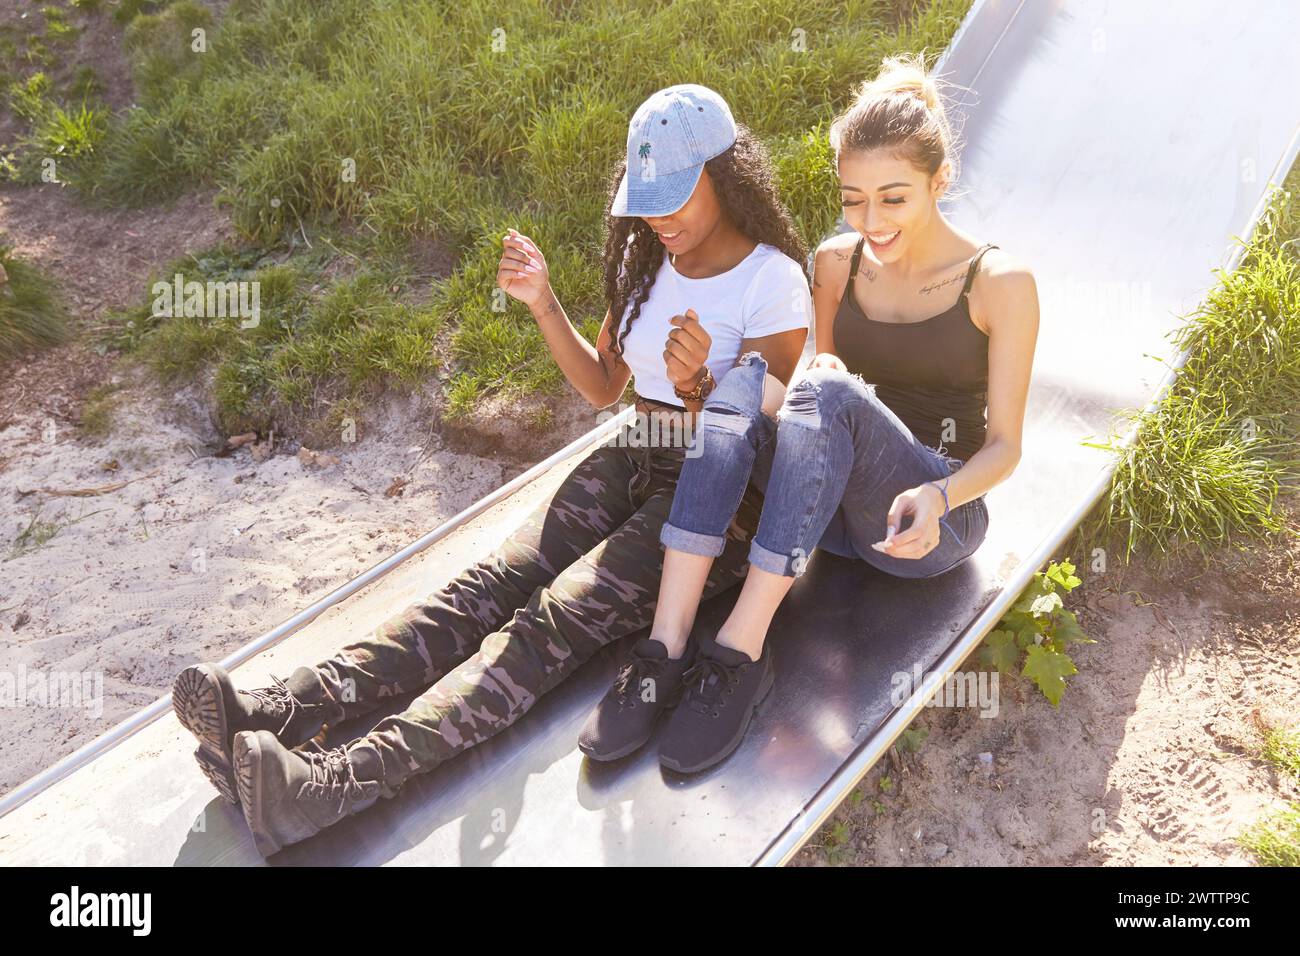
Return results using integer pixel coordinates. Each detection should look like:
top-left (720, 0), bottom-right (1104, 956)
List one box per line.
top-left (612, 653), bottom-right (671, 706)
top-left (680, 655), bottom-right (739, 716)
top-left (244, 675), bottom-right (314, 738)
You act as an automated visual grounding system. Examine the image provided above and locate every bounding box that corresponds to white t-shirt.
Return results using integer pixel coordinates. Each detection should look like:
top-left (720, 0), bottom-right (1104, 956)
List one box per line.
top-left (616, 242), bottom-right (811, 406)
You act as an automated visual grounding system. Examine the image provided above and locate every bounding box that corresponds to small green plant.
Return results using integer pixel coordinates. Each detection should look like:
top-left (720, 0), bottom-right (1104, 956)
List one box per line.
top-left (28, 100), bottom-right (106, 164)
top-left (9, 511), bottom-right (63, 559)
top-left (42, 7), bottom-right (79, 45)
top-left (79, 382), bottom-right (122, 438)
top-left (897, 724), bottom-right (929, 754)
top-left (7, 507), bottom-right (103, 561)
top-left (822, 820), bottom-right (853, 865)
top-left (978, 559), bottom-right (1094, 707)
top-left (3, 67), bottom-right (107, 185)
top-left (7, 72), bottom-right (51, 122)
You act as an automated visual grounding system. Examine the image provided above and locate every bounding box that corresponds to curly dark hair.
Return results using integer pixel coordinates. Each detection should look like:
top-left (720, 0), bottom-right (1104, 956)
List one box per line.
top-left (600, 123), bottom-right (809, 358)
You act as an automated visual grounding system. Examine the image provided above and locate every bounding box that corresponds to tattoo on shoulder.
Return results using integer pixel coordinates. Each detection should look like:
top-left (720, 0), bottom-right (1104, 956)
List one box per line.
top-left (919, 271), bottom-right (963, 296)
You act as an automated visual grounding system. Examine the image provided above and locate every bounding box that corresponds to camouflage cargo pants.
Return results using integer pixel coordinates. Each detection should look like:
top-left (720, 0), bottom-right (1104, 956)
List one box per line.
top-left (302, 417), bottom-right (763, 798)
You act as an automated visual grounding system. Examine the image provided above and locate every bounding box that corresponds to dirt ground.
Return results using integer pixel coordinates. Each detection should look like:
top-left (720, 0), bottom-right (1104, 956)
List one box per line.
top-left (2, 176), bottom-right (1297, 864)
top-left (0, 181), bottom-right (565, 796)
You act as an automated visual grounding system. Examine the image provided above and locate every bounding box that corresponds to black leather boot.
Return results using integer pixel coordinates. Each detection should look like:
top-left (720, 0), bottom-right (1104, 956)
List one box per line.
top-left (172, 663), bottom-right (341, 804)
top-left (233, 730), bottom-right (384, 857)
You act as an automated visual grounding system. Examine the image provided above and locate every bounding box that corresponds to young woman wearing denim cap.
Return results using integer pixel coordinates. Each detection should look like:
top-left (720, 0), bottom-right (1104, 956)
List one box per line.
top-left (171, 83), bottom-right (813, 855)
top-left (582, 53), bottom-right (1040, 774)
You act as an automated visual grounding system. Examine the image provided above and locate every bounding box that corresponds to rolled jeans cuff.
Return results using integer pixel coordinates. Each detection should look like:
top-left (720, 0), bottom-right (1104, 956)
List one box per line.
top-left (747, 538), bottom-right (805, 578)
top-left (659, 520), bottom-right (727, 558)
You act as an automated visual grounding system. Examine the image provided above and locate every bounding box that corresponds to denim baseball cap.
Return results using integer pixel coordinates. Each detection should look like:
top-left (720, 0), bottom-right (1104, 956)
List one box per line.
top-left (611, 84), bottom-right (738, 218)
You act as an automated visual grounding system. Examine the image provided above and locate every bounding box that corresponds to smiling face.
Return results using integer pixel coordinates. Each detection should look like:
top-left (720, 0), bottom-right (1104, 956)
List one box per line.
top-left (837, 148), bottom-right (950, 263)
top-left (640, 168), bottom-right (724, 255)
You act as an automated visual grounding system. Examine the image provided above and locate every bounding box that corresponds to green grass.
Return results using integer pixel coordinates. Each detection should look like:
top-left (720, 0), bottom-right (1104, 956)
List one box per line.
top-left (112, 0), bottom-right (173, 26)
top-left (75, 0), bottom-right (969, 426)
top-left (0, 246), bottom-right (67, 356)
top-left (1236, 718), bottom-right (1300, 866)
top-left (108, 239), bottom-right (445, 442)
top-left (3, 67), bottom-right (108, 187)
top-left (1072, 167), bottom-right (1300, 568)
top-left (42, 7), bottom-right (80, 45)
top-left (0, 0), bottom-right (121, 187)
top-left (1261, 724), bottom-right (1300, 782)
top-left (1237, 803), bottom-right (1300, 867)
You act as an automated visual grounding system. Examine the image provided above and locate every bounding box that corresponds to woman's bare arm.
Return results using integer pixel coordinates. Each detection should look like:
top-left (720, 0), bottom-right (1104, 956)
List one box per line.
top-left (936, 252), bottom-right (1040, 509)
top-left (811, 235), bottom-right (859, 362)
top-left (531, 294), bottom-right (631, 409)
top-left (499, 230), bottom-right (631, 409)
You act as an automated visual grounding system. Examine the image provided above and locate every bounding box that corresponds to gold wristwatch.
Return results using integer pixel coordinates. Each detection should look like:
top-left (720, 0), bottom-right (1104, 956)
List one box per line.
top-left (673, 366), bottom-right (716, 403)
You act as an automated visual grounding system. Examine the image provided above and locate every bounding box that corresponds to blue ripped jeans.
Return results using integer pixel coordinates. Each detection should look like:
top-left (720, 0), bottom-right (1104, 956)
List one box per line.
top-left (659, 352), bottom-right (989, 579)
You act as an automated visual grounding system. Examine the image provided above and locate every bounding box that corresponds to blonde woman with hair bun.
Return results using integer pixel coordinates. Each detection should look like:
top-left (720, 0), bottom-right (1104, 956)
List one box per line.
top-left (631, 51), bottom-right (1040, 774)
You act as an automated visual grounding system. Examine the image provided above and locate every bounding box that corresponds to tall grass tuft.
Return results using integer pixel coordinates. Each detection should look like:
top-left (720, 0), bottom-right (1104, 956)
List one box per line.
top-left (0, 247), bottom-right (68, 358)
top-left (1076, 168), bottom-right (1300, 568)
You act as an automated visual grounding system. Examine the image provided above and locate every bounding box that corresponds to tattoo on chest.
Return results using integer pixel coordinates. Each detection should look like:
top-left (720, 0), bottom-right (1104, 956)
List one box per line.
top-left (919, 271), bottom-right (964, 296)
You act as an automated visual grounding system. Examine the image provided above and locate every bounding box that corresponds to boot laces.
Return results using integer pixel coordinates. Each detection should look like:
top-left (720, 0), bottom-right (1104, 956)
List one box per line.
top-left (244, 675), bottom-right (313, 738)
top-left (303, 746), bottom-right (372, 816)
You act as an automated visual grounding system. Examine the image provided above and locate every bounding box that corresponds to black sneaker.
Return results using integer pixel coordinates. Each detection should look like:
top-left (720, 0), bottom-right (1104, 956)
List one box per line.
top-left (658, 635), bottom-right (774, 774)
top-left (172, 663), bottom-right (339, 804)
top-left (578, 637), bottom-right (696, 761)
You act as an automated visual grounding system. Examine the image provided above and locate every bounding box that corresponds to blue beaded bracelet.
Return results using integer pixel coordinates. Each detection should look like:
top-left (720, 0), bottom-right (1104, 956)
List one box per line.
top-left (924, 474), bottom-right (965, 547)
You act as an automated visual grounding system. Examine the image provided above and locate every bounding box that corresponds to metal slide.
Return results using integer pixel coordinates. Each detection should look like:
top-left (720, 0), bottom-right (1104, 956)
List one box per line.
top-left (2, 0), bottom-right (1298, 865)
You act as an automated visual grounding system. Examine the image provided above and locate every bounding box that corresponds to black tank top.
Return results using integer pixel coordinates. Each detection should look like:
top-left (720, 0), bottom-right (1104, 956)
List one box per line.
top-left (832, 238), bottom-right (997, 462)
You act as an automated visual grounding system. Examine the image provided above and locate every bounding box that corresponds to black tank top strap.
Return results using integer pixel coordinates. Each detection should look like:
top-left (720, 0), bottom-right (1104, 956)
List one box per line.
top-left (960, 243), bottom-right (999, 298)
top-left (847, 235), bottom-right (865, 280)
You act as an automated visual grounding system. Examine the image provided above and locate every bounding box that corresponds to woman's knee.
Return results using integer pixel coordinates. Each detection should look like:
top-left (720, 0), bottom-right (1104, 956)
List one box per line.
top-left (700, 351), bottom-right (769, 424)
top-left (778, 366), bottom-right (873, 427)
